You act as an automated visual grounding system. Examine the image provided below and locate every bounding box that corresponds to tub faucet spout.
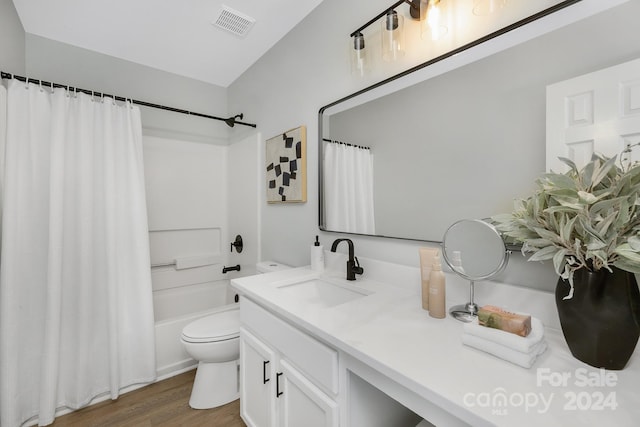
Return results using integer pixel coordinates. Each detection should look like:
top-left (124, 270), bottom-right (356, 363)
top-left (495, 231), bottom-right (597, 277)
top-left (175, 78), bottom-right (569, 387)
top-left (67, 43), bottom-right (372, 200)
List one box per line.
top-left (330, 238), bottom-right (364, 281)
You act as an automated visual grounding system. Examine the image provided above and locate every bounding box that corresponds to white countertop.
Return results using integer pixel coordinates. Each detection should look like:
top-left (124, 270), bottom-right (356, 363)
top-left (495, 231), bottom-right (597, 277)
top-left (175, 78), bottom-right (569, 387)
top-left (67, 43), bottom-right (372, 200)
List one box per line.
top-left (231, 264), bottom-right (640, 427)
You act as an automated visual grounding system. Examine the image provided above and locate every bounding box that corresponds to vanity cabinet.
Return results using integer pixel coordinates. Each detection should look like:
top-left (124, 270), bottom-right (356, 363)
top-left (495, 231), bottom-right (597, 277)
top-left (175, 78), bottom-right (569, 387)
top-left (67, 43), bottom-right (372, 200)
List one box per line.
top-left (239, 298), bottom-right (339, 427)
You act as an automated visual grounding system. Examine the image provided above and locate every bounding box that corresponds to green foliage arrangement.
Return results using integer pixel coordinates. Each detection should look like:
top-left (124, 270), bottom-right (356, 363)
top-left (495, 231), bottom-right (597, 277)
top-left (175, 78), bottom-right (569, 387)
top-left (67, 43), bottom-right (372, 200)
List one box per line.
top-left (493, 151), bottom-right (640, 299)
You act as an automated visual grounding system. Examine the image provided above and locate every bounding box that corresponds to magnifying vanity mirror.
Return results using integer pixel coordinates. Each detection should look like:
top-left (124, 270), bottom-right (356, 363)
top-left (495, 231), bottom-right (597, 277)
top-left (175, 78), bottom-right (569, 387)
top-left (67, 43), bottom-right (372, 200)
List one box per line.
top-left (319, 0), bottom-right (639, 243)
top-left (442, 219), bottom-right (509, 322)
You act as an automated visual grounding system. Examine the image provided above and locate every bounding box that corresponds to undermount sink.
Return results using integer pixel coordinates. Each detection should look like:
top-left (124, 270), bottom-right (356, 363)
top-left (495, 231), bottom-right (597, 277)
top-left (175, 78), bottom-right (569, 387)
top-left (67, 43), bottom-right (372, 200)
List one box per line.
top-left (276, 278), bottom-right (371, 309)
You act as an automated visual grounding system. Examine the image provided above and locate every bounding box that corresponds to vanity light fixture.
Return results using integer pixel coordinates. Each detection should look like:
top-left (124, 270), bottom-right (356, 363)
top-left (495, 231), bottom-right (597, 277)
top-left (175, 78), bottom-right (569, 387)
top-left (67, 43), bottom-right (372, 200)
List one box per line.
top-left (349, 0), bottom-right (509, 73)
top-left (350, 0), bottom-right (422, 68)
top-left (422, 0), bottom-right (448, 41)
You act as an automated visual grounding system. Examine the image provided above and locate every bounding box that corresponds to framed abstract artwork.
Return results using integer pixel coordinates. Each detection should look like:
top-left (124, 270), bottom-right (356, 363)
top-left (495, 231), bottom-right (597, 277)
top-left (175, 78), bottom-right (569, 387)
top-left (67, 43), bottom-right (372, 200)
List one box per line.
top-left (265, 125), bottom-right (307, 203)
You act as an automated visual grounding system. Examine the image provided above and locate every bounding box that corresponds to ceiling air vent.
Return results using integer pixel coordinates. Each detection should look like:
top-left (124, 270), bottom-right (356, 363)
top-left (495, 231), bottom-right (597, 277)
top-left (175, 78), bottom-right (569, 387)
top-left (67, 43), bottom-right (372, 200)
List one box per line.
top-left (213, 5), bottom-right (256, 38)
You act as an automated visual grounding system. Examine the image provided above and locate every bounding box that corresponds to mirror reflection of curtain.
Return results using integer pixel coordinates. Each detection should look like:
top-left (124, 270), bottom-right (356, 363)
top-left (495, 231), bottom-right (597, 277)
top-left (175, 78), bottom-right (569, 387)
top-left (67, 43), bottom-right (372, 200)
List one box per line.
top-left (324, 142), bottom-right (375, 234)
top-left (0, 79), bottom-right (156, 426)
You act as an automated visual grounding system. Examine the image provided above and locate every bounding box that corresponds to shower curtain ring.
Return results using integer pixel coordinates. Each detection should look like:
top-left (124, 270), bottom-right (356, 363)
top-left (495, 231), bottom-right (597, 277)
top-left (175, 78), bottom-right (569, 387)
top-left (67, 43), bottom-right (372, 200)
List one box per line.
top-left (24, 76), bottom-right (29, 89)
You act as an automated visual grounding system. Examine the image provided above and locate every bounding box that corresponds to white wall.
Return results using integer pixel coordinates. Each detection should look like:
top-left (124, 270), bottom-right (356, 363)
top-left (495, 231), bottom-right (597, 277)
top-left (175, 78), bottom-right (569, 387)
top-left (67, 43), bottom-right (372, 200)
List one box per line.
top-left (227, 0), bottom-right (628, 291)
top-left (226, 0), bottom-right (465, 265)
top-left (229, 0), bottom-right (397, 270)
top-left (25, 34), bottom-right (230, 144)
top-left (0, 0), bottom-right (25, 75)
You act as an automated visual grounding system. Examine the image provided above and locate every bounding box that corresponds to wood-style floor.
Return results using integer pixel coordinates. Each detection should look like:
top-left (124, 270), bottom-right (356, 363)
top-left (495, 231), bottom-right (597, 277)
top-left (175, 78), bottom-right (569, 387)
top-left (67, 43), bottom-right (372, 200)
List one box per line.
top-left (51, 370), bottom-right (246, 427)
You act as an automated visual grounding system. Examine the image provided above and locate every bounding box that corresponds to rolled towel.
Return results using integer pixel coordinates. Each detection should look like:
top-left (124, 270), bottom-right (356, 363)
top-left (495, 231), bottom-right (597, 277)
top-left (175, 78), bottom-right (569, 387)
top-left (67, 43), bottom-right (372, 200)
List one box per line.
top-left (478, 305), bottom-right (531, 337)
top-left (463, 316), bottom-right (544, 353)
top-left (462, 333), bottom-right (547, 369)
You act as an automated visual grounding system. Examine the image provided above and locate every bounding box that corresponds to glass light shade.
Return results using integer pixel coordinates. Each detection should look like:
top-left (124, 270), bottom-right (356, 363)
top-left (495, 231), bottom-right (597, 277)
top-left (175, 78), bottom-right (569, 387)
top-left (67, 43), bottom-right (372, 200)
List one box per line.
top-left (421, 0), bottom-right (448, 41)
top-left (381, 10), bottom-right (405, 62)
top-left (350, 33), bottom-right (368, 77)
top-left (472, 0), bottom-right (508, 16)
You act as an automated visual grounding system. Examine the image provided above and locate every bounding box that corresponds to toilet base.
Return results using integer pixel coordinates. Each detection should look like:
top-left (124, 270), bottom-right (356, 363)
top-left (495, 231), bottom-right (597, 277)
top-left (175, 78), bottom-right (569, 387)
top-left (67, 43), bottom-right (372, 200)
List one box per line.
top-left (189, 359), bottom-right (240, 409)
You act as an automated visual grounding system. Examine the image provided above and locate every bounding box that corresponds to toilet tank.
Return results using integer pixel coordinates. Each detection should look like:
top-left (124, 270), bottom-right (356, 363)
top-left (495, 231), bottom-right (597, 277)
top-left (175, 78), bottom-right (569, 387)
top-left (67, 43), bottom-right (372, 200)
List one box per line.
top-left (256, 261), bottom-right (291, 274)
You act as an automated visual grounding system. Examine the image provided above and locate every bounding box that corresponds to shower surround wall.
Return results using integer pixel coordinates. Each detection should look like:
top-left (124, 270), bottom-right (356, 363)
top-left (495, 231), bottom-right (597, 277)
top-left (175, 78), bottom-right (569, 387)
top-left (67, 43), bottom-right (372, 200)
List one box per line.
top-left (143, 135), bottom-right (232, 377)
top-left (143, 133), bottom-right (261, 378)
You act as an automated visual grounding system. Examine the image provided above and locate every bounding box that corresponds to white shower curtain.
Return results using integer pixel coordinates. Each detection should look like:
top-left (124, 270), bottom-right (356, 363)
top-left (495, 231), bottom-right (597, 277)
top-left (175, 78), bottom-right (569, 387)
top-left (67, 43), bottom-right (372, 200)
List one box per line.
top-left (0, 79), bottom-right (156, 427)
top-left (324, 142), bottom-right (375, 234)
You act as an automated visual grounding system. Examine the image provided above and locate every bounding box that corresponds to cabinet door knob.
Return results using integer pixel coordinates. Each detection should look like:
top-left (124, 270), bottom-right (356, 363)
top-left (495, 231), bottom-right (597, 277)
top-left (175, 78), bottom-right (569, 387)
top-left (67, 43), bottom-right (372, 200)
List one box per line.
top-left (276, 372), bottom-right (284, 397)
top-left (263, 360), bottom-right (270, 384)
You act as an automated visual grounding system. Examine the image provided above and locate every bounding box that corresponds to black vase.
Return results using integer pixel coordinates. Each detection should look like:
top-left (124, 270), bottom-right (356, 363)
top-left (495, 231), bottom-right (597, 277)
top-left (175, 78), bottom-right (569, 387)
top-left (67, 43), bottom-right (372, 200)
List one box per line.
top-left (555, 267), bottom-right (640, 370)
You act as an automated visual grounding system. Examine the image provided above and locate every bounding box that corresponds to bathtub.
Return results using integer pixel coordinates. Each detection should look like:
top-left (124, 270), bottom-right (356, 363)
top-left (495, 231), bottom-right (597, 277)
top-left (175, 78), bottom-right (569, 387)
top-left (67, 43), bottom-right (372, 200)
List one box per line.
top-left (153, 279), bottom-right (238, 379)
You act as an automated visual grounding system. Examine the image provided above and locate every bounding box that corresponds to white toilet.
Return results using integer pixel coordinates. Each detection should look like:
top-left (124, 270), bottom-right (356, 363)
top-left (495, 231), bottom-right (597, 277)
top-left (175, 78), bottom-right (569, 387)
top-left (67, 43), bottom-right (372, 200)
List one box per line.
top-left (181, 261), bottom-right (291, 409)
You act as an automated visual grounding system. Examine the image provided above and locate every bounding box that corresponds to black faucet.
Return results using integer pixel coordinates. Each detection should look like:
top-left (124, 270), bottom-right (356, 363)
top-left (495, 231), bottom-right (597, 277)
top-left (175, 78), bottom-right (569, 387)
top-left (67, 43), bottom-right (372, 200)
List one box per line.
top-left (330, 238), bottom-right (364, 281)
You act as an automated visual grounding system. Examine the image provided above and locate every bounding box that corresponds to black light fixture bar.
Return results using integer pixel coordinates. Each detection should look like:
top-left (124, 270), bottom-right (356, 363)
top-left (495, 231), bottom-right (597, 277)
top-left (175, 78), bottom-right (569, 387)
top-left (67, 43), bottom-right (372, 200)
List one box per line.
top-left (350, 0), bottom-right (421, 37)
top-left (0, 71), bottom-right (257, 128)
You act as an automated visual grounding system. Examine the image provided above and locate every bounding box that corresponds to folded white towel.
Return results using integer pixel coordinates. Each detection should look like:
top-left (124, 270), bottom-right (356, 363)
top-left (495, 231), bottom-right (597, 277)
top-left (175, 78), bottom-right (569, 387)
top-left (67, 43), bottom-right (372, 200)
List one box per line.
top-left (463, 316), bottom-right (545, 353)
top-left (462, 333), bottom-right (547, 369)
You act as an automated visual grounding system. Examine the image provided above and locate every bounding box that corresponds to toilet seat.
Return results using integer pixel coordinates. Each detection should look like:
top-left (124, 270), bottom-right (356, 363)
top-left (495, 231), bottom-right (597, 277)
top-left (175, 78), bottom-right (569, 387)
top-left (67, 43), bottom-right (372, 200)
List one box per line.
top-left (181, 309), bottom-right (239, 343)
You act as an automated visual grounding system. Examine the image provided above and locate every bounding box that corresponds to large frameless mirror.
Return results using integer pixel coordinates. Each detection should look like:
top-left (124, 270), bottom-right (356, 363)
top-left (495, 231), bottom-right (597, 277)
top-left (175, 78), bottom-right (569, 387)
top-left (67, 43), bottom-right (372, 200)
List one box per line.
top-left (319, 0), bottom-right (639, 242)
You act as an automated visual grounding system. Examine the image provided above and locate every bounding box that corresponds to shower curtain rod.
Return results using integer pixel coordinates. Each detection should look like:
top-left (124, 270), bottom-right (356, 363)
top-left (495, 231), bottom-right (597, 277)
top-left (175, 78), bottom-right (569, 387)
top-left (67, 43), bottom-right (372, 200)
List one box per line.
top-left (0, 71), bottom-right (257, 128)
top-left (323, 138), bottom-right (370, 150)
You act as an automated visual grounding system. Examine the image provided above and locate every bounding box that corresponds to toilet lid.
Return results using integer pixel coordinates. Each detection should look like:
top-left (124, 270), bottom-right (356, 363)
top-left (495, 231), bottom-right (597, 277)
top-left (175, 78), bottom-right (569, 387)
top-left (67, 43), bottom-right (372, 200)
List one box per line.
top-left (181, 309), bottom-right (240, 343)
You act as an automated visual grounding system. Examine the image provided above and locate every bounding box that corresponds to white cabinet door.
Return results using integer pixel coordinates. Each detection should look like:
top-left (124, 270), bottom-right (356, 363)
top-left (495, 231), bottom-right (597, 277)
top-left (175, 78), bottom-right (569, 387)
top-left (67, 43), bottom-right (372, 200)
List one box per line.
top-left (240, 328), bottom-right (277, 427)
top-left (278, 360), bottom-right (339, 427)
top-left (546, 57), bottom-right (640, 172)
top-left (240, 300), bottom-right (339, 427)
